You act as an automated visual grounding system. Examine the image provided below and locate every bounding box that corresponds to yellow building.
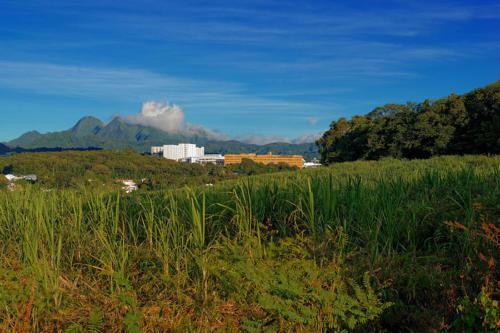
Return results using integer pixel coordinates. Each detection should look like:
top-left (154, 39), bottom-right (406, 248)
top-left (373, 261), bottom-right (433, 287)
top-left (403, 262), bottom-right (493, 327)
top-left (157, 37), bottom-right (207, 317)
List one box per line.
top-left (224, 152), bottom-right (303, 169)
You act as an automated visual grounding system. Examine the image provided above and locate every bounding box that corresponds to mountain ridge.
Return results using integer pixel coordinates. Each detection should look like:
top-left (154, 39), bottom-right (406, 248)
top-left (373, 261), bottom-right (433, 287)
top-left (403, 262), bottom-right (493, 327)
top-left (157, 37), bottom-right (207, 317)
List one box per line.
top-left (0, 143), bottom-right (10, 155)
top-left (4, 117), bottom-right (320, 159)
top-left (71, 116), bottom-right (104, 137)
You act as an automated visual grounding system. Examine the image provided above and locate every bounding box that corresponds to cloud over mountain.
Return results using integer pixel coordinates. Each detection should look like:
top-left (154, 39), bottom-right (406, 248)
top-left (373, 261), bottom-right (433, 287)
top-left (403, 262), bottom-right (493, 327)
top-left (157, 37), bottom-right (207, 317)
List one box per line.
top-left (121, 101), bottom-right (320, 145)
top-left (124, 102), bottom-right (185, 133)
top-left (122, 101), bottom-right (229, 141)
top-left (291, 132), bottom-right (324, 144)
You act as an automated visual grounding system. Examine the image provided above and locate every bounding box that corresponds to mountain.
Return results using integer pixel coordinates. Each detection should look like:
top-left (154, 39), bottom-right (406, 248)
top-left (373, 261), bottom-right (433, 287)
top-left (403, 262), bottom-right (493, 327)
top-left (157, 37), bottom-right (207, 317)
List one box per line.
top-left (0, 143), bottom-right (10, 155)
top-left (4, 117), bottom-right (320, 159)
top-left (7, 130), bottom-right (43, 148)
top-left (71, 116), bottom-right (103, 136)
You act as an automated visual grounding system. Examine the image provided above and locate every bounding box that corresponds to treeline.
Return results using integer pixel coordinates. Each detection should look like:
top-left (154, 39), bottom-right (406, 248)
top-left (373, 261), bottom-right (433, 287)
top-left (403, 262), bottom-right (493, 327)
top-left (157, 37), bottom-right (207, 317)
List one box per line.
top-left (0, 149), bottom-right (297, 189)
top-left (317, 80), bottom-right (500, 164)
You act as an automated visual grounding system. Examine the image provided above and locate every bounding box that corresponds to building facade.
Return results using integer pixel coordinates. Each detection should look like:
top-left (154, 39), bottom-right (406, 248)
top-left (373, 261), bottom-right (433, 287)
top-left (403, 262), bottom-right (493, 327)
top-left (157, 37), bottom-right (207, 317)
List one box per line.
top-left (151, 146), bottom-right (163, 156)
top-left (187, 154), bottom-right (225, 166)
top-left (224, 152), bottom-right (303, 168)
top-left (151, 143), bottom-right (204, 161)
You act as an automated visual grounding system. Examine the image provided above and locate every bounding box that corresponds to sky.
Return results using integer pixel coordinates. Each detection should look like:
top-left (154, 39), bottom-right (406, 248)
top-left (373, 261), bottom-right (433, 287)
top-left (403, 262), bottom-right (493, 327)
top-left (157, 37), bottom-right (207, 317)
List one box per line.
top-left (0, 0), bottom-right (499, 143)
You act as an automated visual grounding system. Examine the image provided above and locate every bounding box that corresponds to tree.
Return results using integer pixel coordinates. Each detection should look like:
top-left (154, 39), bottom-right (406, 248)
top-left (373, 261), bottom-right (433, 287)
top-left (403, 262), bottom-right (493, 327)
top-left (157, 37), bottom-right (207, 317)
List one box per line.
top-left (2, 164), bottom-right (13, 174)
top-left (316, 116), bottom-right (372, 164)
top-left (91, 164), bottom-right (111, 178)
top-left (317, 80), bottom-right (500, 164)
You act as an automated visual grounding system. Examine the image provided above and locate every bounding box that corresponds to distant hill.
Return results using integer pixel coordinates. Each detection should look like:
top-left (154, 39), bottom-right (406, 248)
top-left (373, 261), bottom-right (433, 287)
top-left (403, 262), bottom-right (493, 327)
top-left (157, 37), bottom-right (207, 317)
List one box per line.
top-left (4, 117), bottom-right (320, 159)
top-left (0, 143), bottom-right (10, 155)
top-left (7, 130), bottom-right (43, 148)
top-left (71, 116), bottom-right (104, 136)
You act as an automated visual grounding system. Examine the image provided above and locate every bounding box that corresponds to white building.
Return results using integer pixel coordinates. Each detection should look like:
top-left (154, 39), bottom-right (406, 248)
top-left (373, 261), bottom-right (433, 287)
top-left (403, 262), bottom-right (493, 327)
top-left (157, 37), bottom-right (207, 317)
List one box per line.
top-left (151, 146), bottom-right (163, 155)
top-left (303, 158), bottom-right (322, 168)
top-left (5, 174), bottom-right (22, 182)
top-left (117, 179), bottom-right (138, 193)
top-left (187, 154), bottom-right (225, 166)
top-left (4, 174), bottom-right (38, 183)
top-left (151, 143), bottom-right (205, 161)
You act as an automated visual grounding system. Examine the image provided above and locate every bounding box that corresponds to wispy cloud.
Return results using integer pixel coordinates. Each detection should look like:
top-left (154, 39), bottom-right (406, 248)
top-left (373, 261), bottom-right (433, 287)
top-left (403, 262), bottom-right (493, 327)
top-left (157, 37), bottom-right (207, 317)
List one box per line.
top-left (1, 0), bottom-right (498, 143)
top-left (2, 1), bottom-right (497, 84)
top-left (0, 60), bottom-right (335, 118)
top-left (306, 118), bottom-right (318, 126)
top-left (0, 60), bottom-right (230, 100)
top-left (65, 1), bottom-right (500, 45)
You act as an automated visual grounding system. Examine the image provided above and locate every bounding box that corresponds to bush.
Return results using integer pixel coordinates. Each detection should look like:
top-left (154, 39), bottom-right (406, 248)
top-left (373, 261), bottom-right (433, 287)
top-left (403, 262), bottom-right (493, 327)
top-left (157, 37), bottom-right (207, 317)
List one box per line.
top-left (0, 174), bottom-right (6, 189)
top-left (453, 287), bottom-right (500, 332)
top-left (212, 237), bottom-right (392, 331)
top-left (91, 164), bottom-right (111, 177)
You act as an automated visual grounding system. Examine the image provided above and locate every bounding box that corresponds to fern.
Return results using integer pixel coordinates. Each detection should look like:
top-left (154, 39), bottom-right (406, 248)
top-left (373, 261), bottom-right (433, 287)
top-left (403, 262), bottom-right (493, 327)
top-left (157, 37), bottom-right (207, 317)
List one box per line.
top-left (212, 237), bottom-right (392, 331)
top-left (63, 307), bottom-right (103, 333)
top-left (87, 308), bottom-right (104, 333)
top-left (63, 323), bottom-right (85, 333)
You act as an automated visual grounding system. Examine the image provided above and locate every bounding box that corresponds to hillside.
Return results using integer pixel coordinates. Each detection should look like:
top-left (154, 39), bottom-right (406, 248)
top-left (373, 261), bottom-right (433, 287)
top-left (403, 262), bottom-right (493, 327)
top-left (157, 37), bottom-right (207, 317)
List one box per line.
top-left (318, 80), bottom-right (500, 163)
top-left (71, 116), bottom-right (104, 136)
top-left (7, 130), bottom-right (43, 148)
top-left (5, 117), bottom-right (320, 159)
top-left (0, 143), bottom-right (10, 155)
top-left (0, 149), bottom-right (298, 188)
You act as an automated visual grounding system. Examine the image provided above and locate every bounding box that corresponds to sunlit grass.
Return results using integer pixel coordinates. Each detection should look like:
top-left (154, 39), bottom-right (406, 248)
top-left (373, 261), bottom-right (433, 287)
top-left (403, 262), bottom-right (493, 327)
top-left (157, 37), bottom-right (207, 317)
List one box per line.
top-left (0, 155), bottom-right (498, 331)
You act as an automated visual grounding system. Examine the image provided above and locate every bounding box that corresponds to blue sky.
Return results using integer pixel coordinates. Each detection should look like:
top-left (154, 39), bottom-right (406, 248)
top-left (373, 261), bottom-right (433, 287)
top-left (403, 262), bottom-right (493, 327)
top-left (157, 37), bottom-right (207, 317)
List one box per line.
top-left (0, 0), bottom-right (499, 143)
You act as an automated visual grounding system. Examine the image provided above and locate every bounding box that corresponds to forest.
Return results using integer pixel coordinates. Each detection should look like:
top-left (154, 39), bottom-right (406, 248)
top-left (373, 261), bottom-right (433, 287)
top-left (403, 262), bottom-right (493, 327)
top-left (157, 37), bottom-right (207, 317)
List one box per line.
top-left (0, 149), bottom-right (297, 189)
top-left (317, 80), bottom-right (500, 164)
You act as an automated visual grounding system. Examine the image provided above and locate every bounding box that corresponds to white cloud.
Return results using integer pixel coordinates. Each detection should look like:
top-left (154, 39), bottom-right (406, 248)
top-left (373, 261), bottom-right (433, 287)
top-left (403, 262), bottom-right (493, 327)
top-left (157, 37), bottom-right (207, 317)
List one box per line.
top-left (306, 117), bottom-right (318, 125)
top-left (0, 60), bottom-right (330, 115)
top-left (0, 60), bottom-right (233, 101)
top-left (291, 132), bottom-right (324, 144)
top-left (121, 101), bottom-right (230, 141)
top-left (235, 135), bottom-right (290, 145)
top-left (124, 101), bottom-right (185, 133)
top-left (119, 101), bottom-right (322, 145)
top-left (233, 132), bottom-right (324, 145)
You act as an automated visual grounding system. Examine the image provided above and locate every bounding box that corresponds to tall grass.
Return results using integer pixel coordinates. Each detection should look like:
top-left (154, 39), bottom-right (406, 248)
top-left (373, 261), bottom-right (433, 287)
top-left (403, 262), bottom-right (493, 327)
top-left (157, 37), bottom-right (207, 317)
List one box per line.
top-left (0, 155), bottom-right (498, 331)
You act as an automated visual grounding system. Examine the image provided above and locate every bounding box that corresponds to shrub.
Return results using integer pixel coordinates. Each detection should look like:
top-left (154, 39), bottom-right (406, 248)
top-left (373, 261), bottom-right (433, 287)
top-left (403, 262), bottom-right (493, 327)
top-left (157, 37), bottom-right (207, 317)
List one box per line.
top-left (0, 174), bottom-right (7, 189)
top-left (212, 237), bottom-right (392, 331)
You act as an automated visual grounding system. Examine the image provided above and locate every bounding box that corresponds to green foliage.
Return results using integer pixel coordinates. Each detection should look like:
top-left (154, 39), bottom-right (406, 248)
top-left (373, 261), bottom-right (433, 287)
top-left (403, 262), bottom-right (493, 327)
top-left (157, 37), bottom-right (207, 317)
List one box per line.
top-left (6, 130), bottom-right (43, 148)
top-left (0, 155), bottom-right (498, 330)
top-left (71, 117), bottom-right (103, 137)
top-left (63, 308), bottom-right (104, 333)
top-left (228, 158), bottom-right (297, 175)
top-left (0, 150), bottom-right (297, 189)
top-left (212, 237), bottom-right (391, 331)
top-left (91, 164), bottom-right (111, 177)
top-left (115, 277), bottom-right (142, 333)
top-left (453, 287), bottom-right (500, 332)
top-left (318, 80), bottom-right (500, 164)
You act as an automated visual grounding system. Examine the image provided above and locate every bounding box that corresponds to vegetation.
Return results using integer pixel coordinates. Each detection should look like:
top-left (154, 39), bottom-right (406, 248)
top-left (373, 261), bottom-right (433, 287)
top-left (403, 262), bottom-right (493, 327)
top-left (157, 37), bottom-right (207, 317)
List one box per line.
top-left (0, 150), bottom-right (298, 189)
top-left (317, 80), bottom-right (500, 164)
top-left (0, 155), bottom-right (498, 331)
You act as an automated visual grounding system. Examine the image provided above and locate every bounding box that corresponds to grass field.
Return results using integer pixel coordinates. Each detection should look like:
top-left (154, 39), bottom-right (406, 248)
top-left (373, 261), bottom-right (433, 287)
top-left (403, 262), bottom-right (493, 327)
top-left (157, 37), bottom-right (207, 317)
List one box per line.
top-left (0, 155), bottom-right (499, 332)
